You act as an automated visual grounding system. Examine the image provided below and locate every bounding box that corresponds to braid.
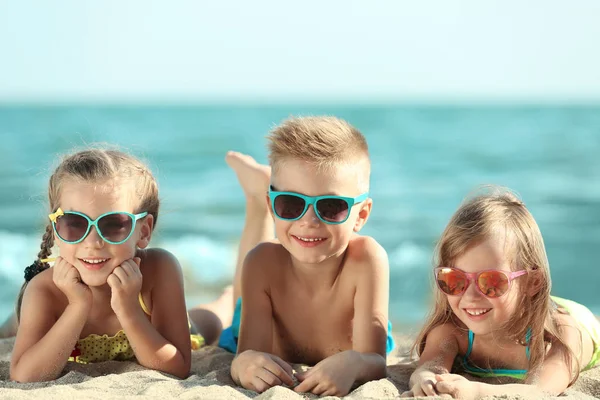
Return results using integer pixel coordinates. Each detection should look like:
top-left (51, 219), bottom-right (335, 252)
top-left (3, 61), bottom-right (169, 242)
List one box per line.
top-left (17, 224), bottom-right (54, 321)
top-left (37, 224), bottom-right (54, 267)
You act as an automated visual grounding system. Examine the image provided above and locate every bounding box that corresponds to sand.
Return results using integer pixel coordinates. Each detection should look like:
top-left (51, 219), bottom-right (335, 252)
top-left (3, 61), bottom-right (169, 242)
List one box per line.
top-left (1, 335), bottom-right (598, 399)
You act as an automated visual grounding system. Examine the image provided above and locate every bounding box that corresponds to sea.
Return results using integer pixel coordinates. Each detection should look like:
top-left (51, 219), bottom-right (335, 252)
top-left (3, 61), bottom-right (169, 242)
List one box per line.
top-left (1, 104), bottom-right (599, 326)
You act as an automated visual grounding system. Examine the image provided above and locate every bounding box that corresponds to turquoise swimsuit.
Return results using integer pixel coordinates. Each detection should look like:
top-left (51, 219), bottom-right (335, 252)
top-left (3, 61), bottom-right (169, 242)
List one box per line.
top-left (461, 296), bottom-right (600, 378)
top-left (462, 328), bottom-right (531, 379)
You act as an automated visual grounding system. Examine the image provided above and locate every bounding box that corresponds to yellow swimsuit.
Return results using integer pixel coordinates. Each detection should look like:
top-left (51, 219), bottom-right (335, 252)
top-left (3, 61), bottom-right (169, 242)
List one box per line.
top-left (69, 294), bottom-right (204, 364)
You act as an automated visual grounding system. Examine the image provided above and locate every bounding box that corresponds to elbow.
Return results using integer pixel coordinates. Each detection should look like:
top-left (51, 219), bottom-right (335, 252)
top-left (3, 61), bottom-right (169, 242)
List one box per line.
top-left (355, 351), bottom-right (386, 380)
top-left (10, 366), bottom-right (57, 383)
top-left (372, 353), bottom-right (387, 378)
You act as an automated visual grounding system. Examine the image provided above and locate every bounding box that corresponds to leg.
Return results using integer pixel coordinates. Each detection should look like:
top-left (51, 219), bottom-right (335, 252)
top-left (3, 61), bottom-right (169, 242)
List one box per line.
top-left (188, 151), bottom-right (273, 344)
top-left (0, 312), bottom-right (18, 338)
top-left (225, 151), bottom-right (273, 305)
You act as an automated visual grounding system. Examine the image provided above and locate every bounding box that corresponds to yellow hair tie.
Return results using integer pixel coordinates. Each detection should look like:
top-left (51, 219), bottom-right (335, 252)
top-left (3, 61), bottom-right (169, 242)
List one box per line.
top-left (48, 208), bottom-right (64, 223)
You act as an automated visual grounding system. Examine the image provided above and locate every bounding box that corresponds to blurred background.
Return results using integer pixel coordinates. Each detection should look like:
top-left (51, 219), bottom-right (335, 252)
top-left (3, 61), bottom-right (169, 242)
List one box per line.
top-left (1, 1), bottom-right (599, 329)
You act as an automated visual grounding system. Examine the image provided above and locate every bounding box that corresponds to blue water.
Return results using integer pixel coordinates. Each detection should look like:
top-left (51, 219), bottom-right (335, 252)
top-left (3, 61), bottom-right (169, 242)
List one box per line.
top-left (1, 104), bottom-right (599, 325)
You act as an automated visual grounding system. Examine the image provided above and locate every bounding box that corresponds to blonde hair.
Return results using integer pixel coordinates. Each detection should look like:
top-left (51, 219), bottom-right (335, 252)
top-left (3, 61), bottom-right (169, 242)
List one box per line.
top-left (413, 186), bottom-right (579, 384)
top-left (16, 147), bottom-right (160, 320)
top-left (267, 116), bottom-right (370, 192)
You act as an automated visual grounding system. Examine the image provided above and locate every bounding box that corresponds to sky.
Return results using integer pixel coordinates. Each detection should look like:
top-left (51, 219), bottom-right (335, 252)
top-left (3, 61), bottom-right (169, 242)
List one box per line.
top-left (1, 0), bottom-right (600, 103)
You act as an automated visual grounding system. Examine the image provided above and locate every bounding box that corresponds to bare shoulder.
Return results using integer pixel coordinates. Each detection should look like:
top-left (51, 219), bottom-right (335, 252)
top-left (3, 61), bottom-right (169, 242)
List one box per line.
top-left (137, 248), bottom-right (183, 284)
top-left (22, 268), bottom-right (65, 314)
top-left (244, 241), bottom-right (287, 273)
top-left (345, 235), bottom-right (389, 275)
top-left (426, 323), bottom-right (463, 352)
top-left (552, 311), bottom-right (584, 347)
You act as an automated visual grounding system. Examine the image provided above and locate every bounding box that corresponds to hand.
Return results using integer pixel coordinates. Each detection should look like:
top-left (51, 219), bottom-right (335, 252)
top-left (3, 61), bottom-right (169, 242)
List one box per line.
top-left (52, 256), bottom-right (92, 308)
top-left (435, 374), bottom-right (479, 400)
top-left (232, 350), bottom-right (294, 393)
top-left (294, 350), bottom-right (358, 397)
top-left (401, 369), bottom-right (444, 398)
top-left (107, 257), bottom-right (143, 316)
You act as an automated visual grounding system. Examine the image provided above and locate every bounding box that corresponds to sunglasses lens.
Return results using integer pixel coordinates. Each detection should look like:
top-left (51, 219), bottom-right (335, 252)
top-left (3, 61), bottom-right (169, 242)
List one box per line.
top-left (436, 268), bottom-right (467, 296)
top-left (55, 214), bottom-right (89, 242)
top-left (273, 194), bottom-right (306, 220)
top-left (98, 213), bottom-right (134, 243)
top-left (477, 271), bottom-right (510, 298)
top-left (316, 198), bottom-right (350, 223)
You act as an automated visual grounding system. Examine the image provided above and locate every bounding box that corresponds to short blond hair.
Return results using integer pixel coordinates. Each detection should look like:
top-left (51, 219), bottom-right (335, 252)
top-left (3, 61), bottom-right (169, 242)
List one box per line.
top-left (267, 116), bottom-right (370, 190)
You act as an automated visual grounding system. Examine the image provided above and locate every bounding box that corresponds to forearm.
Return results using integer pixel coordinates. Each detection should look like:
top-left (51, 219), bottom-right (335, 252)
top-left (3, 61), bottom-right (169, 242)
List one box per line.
top-left (475, 382), bottom-right (547, 399)
top-left (352, 351), bottom-right (387, 383)
top-left (11, 305), bottom-right (88, 382)
top-left (119, 311), bottom-right (190, 379)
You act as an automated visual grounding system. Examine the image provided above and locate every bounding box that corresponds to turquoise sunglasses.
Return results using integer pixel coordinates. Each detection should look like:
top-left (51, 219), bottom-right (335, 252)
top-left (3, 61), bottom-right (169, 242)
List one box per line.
top-left (269, 186), bottom-right (369, 225)
top-left (49, 208), bottom-right (148, 245)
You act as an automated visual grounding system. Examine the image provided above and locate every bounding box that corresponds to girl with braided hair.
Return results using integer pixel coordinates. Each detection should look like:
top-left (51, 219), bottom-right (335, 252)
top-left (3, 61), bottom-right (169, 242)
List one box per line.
top-left (7, 148), bottom-right (230, 382)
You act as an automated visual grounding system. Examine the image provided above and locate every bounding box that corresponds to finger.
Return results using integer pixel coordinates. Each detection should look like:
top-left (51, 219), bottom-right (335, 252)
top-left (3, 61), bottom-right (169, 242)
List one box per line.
top-left (255, 367), bottom-right (282, 387)
top-left (262, 359), bottom-right (294, 386)
top-left (294, 374), bottom-right (318, 393)
top-left (400, 390), bottom-right (414, 398)
top-left (133, 256), bottom-right (141, 267)
top-left (422, 379), bottom-right (438, 396)
top-left (436, 373), bottom-right (461, 382)
top-left (310, 383), bottom-right (328, 396)
top-left (322, 388), bottom-right (340, 397)
top-left (112, 266), bottom-right (128, 282)
top-left (435, 380), bottom-right (455, 396)
top-left (269, 355), bottom-right (294, 378)
top-left (294, 370), bottom-right (309, 382)
top-left (106, 273), bottom-right (120, 289)
top-left (250, 376), bottom-right (269, 393)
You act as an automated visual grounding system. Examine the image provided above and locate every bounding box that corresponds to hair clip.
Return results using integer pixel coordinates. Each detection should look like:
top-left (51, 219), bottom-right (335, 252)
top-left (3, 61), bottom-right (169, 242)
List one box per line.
top-left (24, 260), bottom-right (48, 282)
top-left (48, 208), bottom-right (64, 223)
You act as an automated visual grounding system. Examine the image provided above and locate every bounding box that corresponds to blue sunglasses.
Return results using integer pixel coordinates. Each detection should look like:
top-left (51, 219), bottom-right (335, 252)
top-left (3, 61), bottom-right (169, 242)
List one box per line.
top-left (49, 208), bottom-right (148, 245)
top-left (269, 186), bottom-right (369, 225)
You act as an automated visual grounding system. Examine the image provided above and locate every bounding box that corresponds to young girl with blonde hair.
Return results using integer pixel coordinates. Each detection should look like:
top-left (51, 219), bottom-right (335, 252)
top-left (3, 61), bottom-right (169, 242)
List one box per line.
top-left (404, 187), bottom-right (599, 399)
top-left (8, 148), bottom-right (232, 382)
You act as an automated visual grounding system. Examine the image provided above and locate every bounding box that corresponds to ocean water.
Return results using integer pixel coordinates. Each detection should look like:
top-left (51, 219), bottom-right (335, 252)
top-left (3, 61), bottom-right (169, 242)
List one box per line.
top-left (1, 104), bottom-right (599, 325)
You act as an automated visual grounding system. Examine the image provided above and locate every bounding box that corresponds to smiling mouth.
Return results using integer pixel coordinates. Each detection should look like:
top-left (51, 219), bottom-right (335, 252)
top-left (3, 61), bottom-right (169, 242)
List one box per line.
top-left (293, 235), bottom-right (326, 242)
top-left (464, 308), bottom-right (492, 316)
top-left (80, 258), bottom-right (109, 264)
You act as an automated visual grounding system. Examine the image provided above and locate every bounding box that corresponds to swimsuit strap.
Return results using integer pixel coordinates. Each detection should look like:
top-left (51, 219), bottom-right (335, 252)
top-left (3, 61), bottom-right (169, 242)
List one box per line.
top-left (138, 292), bottom-right (152, 316)
top-left (465, 329), bottom-right (475, 358)
top-left (525, 327), bottom-right (532, 360)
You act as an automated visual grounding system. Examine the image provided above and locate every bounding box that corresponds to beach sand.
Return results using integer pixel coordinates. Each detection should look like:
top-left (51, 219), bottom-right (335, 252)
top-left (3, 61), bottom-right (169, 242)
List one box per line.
top-left (1, 334), bottom-right (598, 399)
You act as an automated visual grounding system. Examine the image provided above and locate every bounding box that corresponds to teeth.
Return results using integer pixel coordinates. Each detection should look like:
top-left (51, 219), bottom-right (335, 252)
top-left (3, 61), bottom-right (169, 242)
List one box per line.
top-left (296, 236), bottom-right (324, 242)
top-left (82, 258), bottom-right (108, 264)
top-left (466, 309), bottom-right (491, 316)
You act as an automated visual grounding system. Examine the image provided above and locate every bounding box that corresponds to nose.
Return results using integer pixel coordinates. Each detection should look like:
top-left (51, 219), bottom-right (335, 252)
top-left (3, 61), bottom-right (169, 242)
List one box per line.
top-left (299, 205), bottom-right (321, 225)
top-left (461, 279), bottom-right (483, 300)
top-left (82, 225), bottom-right (105, 248)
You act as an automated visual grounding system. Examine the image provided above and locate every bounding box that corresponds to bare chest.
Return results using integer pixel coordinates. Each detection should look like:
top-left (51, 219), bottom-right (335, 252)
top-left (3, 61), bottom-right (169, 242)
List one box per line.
top-left (270, 289), bottom-right (355, 364)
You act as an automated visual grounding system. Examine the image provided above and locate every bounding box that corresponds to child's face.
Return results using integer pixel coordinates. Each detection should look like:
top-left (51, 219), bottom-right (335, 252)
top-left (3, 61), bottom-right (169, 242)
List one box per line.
top-left (54, 179), bottom-right (153, 287)
top-left (269, 159), bottom-right (371, 265)
top-left (446, 238), bottom-right (522, 336)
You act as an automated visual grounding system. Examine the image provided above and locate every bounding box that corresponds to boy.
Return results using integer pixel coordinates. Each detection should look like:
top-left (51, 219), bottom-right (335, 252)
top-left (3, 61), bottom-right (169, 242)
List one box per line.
top-left (225, 116), bottom-right (393, 396)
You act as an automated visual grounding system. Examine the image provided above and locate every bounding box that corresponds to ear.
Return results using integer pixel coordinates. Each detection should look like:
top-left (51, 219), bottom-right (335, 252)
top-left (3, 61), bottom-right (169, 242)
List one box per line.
top-left (353, 198), bottom-right (373, 232)
top-left (526, 269), bottom-right (544, 297)
top-left (136, 214), bottom-right (154, 249)
top-left (266, 192), bottom-right (275, 218)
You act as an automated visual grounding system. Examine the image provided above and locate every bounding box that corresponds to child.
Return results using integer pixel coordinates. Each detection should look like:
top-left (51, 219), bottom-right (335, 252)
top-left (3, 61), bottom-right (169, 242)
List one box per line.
top-left (8, 148), bottom-right (229, 382)
top-left (226, 117), bottom-right (394, 397)
top-left (403, 188), bottom-right (600, 399)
